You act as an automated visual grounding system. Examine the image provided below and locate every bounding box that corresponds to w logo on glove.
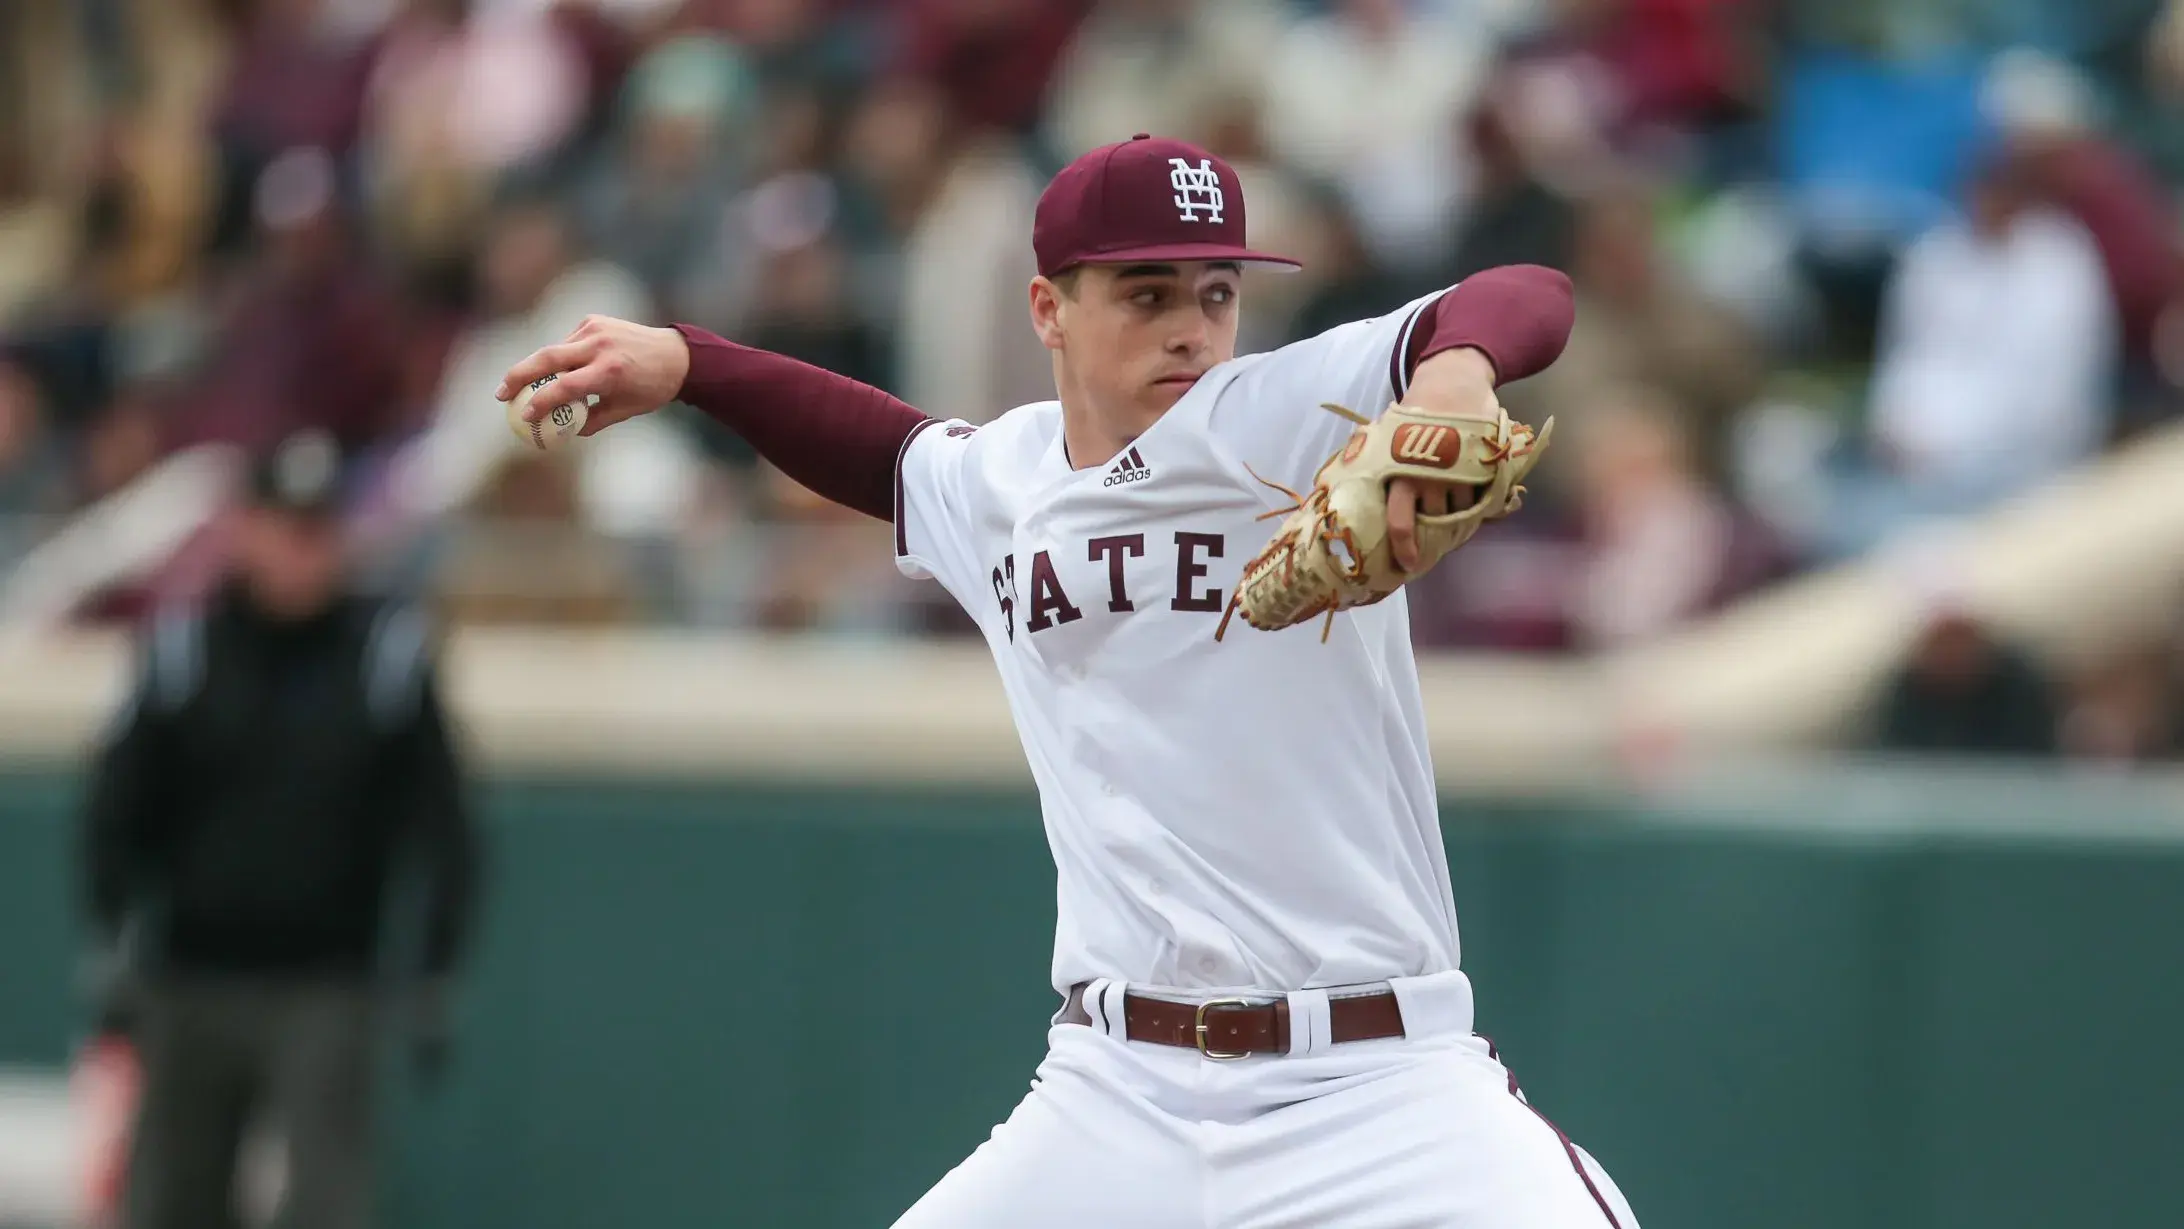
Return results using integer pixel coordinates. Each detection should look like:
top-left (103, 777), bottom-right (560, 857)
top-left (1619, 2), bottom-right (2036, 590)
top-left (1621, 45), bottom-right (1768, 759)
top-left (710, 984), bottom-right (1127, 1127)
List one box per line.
top-left (1219, 401), bottom-right (1552, 643)
top-left (1390, 424), bottom-right (1462, 468)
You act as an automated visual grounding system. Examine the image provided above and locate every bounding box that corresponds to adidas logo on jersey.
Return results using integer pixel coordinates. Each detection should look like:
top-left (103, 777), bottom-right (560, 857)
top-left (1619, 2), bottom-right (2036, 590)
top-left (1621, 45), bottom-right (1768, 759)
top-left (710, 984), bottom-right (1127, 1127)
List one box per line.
top-left (1102, 447), bottom-right (1152, 488)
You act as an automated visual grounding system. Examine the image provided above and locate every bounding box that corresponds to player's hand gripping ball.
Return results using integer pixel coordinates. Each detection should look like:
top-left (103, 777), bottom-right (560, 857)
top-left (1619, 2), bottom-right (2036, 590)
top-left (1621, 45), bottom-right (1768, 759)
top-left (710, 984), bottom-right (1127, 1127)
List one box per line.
top-left (506, 373), bottom-right (597, 452)
top-left (1216, 400), bottom-right (1552, 643)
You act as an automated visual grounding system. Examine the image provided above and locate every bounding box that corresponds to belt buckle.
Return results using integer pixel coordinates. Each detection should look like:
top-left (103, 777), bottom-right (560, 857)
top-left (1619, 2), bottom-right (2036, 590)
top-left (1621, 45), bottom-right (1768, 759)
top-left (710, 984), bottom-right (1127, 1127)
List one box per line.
top-left (1193, 997), bottom-right (1261, 1061)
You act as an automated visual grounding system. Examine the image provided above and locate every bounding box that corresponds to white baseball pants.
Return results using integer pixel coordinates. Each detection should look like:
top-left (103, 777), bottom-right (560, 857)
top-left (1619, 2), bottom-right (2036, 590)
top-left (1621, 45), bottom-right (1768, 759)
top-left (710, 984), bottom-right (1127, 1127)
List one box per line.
top-left (891, 970), bottom-right (1638, 1229)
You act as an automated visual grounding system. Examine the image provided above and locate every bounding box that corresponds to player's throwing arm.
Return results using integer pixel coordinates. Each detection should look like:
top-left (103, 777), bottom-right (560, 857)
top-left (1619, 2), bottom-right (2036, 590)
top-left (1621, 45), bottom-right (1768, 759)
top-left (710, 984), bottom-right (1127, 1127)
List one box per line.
top-left (495, 314), bottom-right (931, 522)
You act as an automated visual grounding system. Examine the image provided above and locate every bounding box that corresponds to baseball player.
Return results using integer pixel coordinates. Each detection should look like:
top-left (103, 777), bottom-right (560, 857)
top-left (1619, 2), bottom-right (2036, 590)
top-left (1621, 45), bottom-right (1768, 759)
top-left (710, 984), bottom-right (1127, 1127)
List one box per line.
top-left (497, 134), bottom-right (1636, 1227)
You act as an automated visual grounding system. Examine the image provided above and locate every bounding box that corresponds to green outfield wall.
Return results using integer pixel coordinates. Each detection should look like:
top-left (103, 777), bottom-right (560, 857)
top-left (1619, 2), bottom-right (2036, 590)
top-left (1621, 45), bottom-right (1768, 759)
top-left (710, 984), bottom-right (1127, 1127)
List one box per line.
top-left (2, 771), bottom-right (2179, 1229)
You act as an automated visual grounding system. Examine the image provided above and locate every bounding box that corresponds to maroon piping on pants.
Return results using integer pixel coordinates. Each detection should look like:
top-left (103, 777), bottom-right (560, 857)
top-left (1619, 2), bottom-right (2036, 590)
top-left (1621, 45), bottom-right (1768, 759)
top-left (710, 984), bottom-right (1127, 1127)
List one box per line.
top-left (1480, 1035), bottom-right (1625, 1229)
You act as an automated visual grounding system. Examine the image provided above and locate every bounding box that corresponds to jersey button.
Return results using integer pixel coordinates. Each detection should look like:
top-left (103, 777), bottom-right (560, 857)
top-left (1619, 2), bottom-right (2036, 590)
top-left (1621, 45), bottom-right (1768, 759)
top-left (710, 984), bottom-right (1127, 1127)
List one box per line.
top-left (1101, 782), bottom-right (1117, 797)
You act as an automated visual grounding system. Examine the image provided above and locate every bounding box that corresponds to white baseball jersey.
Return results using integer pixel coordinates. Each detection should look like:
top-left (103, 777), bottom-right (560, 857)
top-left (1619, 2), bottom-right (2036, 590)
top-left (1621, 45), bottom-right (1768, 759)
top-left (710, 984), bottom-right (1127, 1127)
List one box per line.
top-left (895, 290), bottom-right (1454, 996)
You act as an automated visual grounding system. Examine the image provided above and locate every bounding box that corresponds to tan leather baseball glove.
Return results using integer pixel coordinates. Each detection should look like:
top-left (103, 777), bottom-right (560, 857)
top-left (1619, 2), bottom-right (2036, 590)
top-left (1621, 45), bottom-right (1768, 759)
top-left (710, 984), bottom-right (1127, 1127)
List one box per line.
top-left (1216, 400), bottom-right (1552, 642)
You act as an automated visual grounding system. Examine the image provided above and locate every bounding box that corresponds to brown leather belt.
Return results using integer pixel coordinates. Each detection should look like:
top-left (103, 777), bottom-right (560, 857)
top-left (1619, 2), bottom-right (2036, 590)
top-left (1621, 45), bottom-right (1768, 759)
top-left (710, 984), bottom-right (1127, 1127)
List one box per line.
top-left (1061, 983), bottom-right (1405, 1058)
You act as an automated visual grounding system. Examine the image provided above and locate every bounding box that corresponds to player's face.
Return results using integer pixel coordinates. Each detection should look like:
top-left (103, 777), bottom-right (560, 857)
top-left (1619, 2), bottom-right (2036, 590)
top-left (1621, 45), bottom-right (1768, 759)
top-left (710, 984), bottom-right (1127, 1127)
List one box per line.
top-left (1036, 261), bottom-right (1242, 430)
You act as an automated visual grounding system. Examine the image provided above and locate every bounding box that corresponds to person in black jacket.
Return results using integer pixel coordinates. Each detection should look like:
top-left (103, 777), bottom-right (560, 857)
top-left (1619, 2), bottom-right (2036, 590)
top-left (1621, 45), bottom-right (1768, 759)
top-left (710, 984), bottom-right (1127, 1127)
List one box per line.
top-left (80, 429), bottom-right (480, 1229)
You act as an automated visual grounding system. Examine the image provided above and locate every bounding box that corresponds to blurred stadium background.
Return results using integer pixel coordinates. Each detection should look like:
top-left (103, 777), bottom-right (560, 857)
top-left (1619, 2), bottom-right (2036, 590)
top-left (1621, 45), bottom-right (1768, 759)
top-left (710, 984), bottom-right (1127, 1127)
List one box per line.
top-left (3, 0), bottom-right (2184, 1226)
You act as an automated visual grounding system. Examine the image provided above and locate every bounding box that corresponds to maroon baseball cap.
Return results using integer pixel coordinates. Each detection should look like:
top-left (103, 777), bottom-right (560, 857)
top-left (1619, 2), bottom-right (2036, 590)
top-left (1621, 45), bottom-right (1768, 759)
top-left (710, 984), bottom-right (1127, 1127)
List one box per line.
top-left (1033, 134), bottom-right (1301, 278)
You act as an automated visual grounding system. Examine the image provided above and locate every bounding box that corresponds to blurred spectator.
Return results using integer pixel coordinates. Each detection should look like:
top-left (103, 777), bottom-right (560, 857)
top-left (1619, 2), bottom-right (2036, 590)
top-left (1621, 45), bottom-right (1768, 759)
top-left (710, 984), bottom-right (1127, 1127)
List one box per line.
top-left (1286, 191), bottom-right (1426, 345)
top-left (7, 84), bottom-right (220, 381)
top-left (1767, 45), bottom-right (1993, 364)
top-left (60, 390), bottom-right (242, 629)
top-left (1523, 0), bottom-right (1764, 165)
top-left (831, 74), bottom-right (955, 327)
top-left (0, 0), bottom-right (97, 320)
top-left (544, 0), bottom-right (645, 113)
top-left (1435, 80), bottom-right (1582, 284)
top-left (1564, 384), bottom-right (1779, 650)
top-left (0, 1), bottom-right (70, 204)
top-left (741, 230), bottom-right (892, 394)
top-left (1405, 499), bottom-right (1584, 653)
top-left (94, 106), bottom-right (223, 316)
top-left (838, 68), bottom-right (951, 217)
top-left (893, 104), bottom-right (1050, 424)
top-left (570, 32), bottom-right (754, 317)
top-left (1199, 93), bottom-right (1324, 353)
top-left (207, 0), bottom-right (383, 253)
top-left (79, 393), bottom-right (170, 508)
top-left (1982, 51), bottom-right (2184, 435)
top-left (662, 216), bottom-right (896, 627)
top-left (0, 359), bottom-right (72, 570)
top-left (56, 383), bottom-right (244, 630)
top-left (752, 464), bottom-right (914, 635)
top-left (1873, 601), bottom-right (2061, 758)
top-left (1525, 177), bottom-right (1766, 477)
top-left (81, 429), bottom-right (480, 1229)
top-left (2143, 0), bottom-right (2184, 179)
top-left (662, 75), bottom-right (842, 334)
top-left (1412, 380), bottom-right (1786, 656)
top-left (1802, 153), bottom-right (2118, 561)
top-left (1041, 0), bottom-right (1287, 158)
top-left (0, 359), bottom-right (68, 513)
top-left (747, 79), bottom-right (834, 186)
top-left (432, 452), bottom-right (647, 627)
top-left (388, 194), bottom-right (702, 551)
top-left (682, 0), bottom-right (867, 94)
top-left (2155, 0), bottom-right (2184, 95)
top-left (894, 0), bottom-right (1095, 139)
top-left (167, 146), bottom-right (414, 456)
top-left (361, 0), bottom-right (599, 272)
top-left (1259, 0), bottom-right (1495, 266)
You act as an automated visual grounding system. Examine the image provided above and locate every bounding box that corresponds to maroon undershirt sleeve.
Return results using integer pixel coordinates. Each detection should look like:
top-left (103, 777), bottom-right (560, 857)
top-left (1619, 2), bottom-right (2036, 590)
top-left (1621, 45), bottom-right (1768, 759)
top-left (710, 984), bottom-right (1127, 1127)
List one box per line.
top-left (670, 324), bottom-right (930, 523)
top-left (1403, 263), bottom-right (1576, 388)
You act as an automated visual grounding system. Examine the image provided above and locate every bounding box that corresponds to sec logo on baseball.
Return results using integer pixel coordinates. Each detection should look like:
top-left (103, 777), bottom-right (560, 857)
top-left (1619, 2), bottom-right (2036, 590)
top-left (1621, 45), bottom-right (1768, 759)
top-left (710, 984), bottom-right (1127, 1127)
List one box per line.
top-left (507, 373), bottom-right (593, 452)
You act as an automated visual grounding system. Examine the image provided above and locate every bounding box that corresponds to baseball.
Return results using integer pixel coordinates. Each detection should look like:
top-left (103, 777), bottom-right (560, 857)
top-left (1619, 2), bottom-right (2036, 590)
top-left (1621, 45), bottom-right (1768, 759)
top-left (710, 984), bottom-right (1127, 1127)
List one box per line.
top-left (507, 374), bottom-right (595, 452)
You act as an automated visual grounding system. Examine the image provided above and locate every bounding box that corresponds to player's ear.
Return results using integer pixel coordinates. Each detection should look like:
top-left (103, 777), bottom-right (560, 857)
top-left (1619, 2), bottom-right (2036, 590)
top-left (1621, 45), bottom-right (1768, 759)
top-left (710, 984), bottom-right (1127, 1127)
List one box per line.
top-left (1028, 276), bottom-right (1068, 352)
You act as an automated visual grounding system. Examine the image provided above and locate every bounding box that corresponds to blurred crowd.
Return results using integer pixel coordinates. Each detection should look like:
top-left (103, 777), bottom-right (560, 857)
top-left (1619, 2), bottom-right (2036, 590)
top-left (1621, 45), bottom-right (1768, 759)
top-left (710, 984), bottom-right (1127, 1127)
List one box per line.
top-left (4, 0), bottom-right (2184, 756)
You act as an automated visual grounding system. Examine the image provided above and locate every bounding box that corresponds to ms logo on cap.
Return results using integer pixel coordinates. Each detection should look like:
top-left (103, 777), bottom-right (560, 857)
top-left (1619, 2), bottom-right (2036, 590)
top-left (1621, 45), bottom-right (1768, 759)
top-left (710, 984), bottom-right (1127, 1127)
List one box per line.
top-left (1168, 158), bottom-right (1225, 224)
top-left (1030, 134), bottom-right (1297, 276)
